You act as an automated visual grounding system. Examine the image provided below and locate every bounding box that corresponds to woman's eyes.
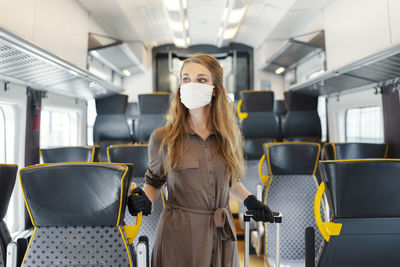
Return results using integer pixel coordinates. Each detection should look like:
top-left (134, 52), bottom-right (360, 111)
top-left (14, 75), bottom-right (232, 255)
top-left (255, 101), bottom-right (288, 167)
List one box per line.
top-left (182, 77), bottom-right (208, 83)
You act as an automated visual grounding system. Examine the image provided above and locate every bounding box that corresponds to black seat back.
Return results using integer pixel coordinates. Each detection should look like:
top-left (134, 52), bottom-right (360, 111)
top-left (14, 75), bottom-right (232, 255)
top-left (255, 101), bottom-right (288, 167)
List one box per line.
top-left (238, 90), bottom-right (280, 159)
top-left (323, 143), bottom-right (388, 160)
top-left (19, 163), bottom-right (136, 266)
top-left (134, 93), bottom-right (170, 143)
top-left (317, 160), bottom-right (400, 267)
top-left (0, 164), bottom-right (18, 266)
top-left (93, 94), bottom-right (132, 161)
top-left (40, 146), bottom-right (99, 163)
top-left (282, 91), bottom-right (321, 141)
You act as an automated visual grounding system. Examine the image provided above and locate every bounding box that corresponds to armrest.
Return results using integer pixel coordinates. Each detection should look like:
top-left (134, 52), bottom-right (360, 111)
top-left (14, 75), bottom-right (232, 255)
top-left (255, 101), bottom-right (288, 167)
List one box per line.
top-left (314, 182), bottom-right (341, 242)
top-left (7, 228), bottom-right (35, 267)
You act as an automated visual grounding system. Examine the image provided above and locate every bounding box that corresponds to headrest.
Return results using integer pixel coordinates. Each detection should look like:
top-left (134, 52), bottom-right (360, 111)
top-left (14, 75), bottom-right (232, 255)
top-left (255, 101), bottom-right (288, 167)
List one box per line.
top-left (107, 145), bottom-right (149, 177)
top-left (126, 102), bottom-right (139, 118)
top-left (20, 163), bottom-right (130, 226)
top-left (284, 91), bottom-right (318, 111)
top-left (138, 93), bottom-right (171, 114)
top-left (0, 164), bottom-right (18, 219)
top-left (319, 160), bottom-right (400, 218)
top-left (93, 116), bottom-right (131, 142)
top-left (134, 114), bottom-right (167, 142)
top-left (274, 100), bottom-right (287, 116)
top-left (324, 143), bottom-right (388, 160)
top-left (96, 94), bottom-right (128, 114)
top-left (264, 143), bottom-right (320, 175)
top-left (241, 112), bottom-right (280, 139)
top-left (41, 146), bottom-right (97, 163)
top-left (239, 90), bottom-right (274, 112)
top-left (282, 111), bottom-right (321, 138)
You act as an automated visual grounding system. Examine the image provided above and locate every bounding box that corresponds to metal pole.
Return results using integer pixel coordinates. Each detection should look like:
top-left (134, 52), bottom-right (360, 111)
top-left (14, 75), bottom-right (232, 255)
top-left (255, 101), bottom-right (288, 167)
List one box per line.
top-left (275, 222), bottom-right (280, 267)
top-left (245, 218), bottom-right (249, 267)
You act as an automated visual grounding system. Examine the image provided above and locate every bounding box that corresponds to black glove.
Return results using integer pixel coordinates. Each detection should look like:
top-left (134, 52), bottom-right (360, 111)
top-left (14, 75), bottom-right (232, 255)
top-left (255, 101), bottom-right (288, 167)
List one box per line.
top-left (127, 188), bottom-right (152, 216)
top-left (244, 195), bottom-right (274, 223)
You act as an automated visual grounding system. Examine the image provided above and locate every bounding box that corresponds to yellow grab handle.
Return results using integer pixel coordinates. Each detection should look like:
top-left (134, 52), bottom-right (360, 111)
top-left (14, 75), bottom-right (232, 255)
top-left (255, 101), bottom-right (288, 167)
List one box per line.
top-left (237, 99), bottom-right (248, 120)
top-left (314, 182), bottom-right (342, 242)
top-left (258, 154), bottom-right (269, 186)
top-left (124, 185), bottom-right (142, 244)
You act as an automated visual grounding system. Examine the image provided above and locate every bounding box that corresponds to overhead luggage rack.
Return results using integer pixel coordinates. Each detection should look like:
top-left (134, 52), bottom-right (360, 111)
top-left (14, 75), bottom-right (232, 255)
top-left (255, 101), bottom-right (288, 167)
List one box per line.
top-left (290, 42), bottom-right (400, 96)
top-left (263, 31), bottom-right (325, 75)
top-left (0, 26), bottom-right (123, 100)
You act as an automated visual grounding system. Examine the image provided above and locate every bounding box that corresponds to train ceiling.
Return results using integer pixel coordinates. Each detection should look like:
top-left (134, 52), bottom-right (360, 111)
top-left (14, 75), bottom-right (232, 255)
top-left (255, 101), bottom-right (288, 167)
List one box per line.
top-left (77, 0), bottom-right (332, 49)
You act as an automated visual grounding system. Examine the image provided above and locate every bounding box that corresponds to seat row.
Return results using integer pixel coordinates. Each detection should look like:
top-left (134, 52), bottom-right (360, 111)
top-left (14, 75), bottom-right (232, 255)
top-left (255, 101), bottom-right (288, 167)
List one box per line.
top-left (237, 90), bottom-right (322, 160)
top-left (93, 93), bottom-right (171, 161)
top-left (1, 145), bottom-right (163, 267)
top-left (252, 141), bottom-right (393, 267)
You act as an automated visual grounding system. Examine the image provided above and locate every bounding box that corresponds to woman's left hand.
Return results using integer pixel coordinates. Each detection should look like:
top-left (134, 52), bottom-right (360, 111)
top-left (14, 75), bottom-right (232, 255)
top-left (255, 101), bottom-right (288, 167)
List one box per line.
top-left (244, 195), bottom-right (274, 223)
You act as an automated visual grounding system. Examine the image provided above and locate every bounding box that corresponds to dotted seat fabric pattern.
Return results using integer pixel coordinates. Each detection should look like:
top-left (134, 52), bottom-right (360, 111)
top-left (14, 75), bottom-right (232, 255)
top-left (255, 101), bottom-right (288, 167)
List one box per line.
top-left (0, 246), bottom-right (3, 267)
top-left (265, 175), bottom-right (323, 261)
top-left (22, 226), bottom-right (133, 267)
top-left (127, 177), bottom-right (164, 252)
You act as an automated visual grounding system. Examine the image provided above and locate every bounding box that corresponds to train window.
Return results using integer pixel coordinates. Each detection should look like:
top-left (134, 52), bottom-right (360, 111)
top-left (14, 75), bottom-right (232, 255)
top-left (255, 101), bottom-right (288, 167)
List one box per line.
top-left (345, 106), bottom-right (383, 143)
top-left (40, 107), bottom-right (80, 148)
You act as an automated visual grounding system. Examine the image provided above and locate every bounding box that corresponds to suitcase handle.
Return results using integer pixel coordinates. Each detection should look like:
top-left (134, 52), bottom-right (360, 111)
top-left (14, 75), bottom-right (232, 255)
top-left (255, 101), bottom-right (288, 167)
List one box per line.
top-left (243, 211), bottom-right (282, 267)
top-left (244, 210), bottom-right (282, 223)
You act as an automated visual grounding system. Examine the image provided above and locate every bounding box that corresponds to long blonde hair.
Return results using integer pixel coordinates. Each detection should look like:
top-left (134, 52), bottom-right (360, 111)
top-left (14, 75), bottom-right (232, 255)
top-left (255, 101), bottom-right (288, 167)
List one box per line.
top-left (161, 54), bottom-right (245, 181)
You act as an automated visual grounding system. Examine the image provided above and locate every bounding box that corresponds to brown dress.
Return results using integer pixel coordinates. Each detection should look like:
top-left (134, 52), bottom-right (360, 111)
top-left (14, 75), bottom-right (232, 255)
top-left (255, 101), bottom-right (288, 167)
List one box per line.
top-left (145, 127), bottom-right (239, 267)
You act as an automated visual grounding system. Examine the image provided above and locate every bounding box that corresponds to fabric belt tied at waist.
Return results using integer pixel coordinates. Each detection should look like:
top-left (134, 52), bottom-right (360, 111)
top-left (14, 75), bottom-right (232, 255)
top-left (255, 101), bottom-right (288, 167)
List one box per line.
top-left (166, 203), bottom-right (237, 242)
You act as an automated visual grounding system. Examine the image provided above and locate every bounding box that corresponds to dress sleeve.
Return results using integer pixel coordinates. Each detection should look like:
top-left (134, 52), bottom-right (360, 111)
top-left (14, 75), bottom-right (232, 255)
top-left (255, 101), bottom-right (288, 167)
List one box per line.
top-left (145, 128), bottom-right (167, 188)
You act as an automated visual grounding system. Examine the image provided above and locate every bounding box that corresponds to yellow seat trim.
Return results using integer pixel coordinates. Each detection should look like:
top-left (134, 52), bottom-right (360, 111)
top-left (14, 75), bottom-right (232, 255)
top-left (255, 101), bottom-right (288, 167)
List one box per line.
top-left (124, 184), bottom-right (142, 244)
top-left (119, 226), bottom-right (133, 267)
top-left (236, 99), bottom-right (248, 120)
top-left (314, 182), bottom-right (342, 242)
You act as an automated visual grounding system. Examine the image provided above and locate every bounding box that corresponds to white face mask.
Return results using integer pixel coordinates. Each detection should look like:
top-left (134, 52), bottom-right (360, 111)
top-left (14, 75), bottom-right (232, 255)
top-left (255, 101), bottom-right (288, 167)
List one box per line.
top-left (180, 82), bottom-right (215, 110)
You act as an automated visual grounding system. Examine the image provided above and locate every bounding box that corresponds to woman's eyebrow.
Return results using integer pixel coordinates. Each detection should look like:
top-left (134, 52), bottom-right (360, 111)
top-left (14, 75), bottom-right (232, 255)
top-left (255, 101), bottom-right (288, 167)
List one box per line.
top-left (197, 74), bottom-right (210, 77)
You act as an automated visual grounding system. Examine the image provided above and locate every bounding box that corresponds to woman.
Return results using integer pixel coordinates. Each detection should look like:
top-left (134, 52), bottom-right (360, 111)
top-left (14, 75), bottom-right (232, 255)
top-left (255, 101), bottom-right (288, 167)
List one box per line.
top-left (128, 54), bottom-right (274, 267)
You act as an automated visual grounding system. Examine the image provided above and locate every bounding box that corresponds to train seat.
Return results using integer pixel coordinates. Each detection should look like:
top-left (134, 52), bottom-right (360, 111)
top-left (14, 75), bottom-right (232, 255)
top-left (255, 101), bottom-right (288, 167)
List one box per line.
top-left (315, 159), bottom-right (400, 267)
top-left (93, 94), bottom-right (132, 161)
top-left (237, 90), bottom-right (280, 160)
top-left (259, 142), bottom-right (323, 266)
top-left (236, 90), bottom-right (280, 241)
top-left (134, 93), bottom-right (170, 144)
top-left (282, 91), bottom-right (321, 142)
top-left (40, 146), bottom-right (99, 163)
top-left (323, 142), bottom-right (388, 160)
top-left (19, 163), bottom-right (140, 267)
top-left (107, 145), bottom-right (165, 265)
top-left (0, 164), bottom-right (18, 267)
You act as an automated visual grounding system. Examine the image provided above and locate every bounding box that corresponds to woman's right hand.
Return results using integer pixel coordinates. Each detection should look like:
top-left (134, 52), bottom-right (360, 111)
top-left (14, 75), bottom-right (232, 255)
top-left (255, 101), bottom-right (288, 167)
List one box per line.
top-left (127, 187), bottom-right (152, 216)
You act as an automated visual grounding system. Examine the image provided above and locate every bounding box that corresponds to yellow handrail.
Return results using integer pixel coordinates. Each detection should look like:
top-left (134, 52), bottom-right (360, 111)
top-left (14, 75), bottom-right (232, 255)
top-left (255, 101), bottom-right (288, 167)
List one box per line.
top-left (314, 182), bottom-right (342, 242)
top-left (124, 185), bottom-right (143, 244)
top-left (236, 99), bottom-right (248, 120)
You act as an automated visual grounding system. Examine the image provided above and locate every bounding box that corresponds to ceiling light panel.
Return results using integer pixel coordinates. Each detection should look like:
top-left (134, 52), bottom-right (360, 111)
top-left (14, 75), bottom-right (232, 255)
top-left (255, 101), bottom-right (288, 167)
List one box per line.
top-left (187, 1), bottom-right (225, 45)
